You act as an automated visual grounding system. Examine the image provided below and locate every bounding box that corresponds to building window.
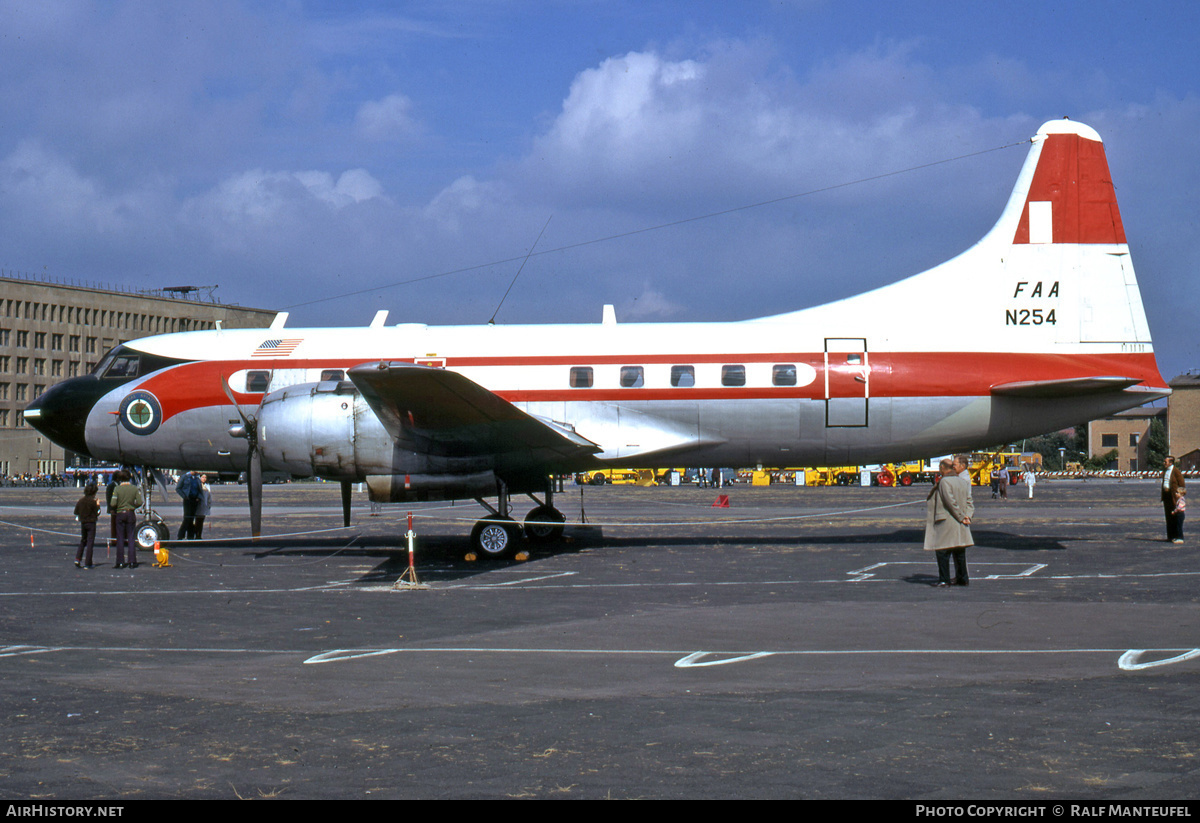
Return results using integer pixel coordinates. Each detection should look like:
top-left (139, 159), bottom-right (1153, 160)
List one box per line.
top-left (1130, 433), bottom-right (1140, 447)
top-left (569, 367), bottom-right (593, 388)
top-left (86, 337), bottom-right (96, 354)
top-left (33, 332), bottom-right (45, 348)
top-left (721, 365), bottom-right (746, 387)
top-left (68, 362), bottom-right (79, 377)
top-left (51, 360), bottom-right (62, 377)
top-left (0, 329), bottom-right (8, 345)
top-left (620, 366), bottom-right (644, 388)
top-left (51, 334), bottom-right (63, 351)
top-left (1130, 458), bottom-right (1139, 471)
top-left (33, 359), bottom-right (45, 376)
top-left (15, 384), bottom-right (26, 401)
top-left (0, 356), bottom-right (8, 372)
top-left (670, 365), bottom-right (695, 388)
top-left (1101, 434), bottom-right (1118, 448)
top-left (15, 330), bottom-right (27, 347)
top-left (69, 335), bottom-right (80, 352)
top-left (0, 383), bottom-right (7, 400)
top-left (15, 357), bottom-right (26, 374)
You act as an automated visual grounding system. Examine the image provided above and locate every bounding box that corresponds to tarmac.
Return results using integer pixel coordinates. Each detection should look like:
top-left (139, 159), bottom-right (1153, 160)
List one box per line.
top-left (0, 478), bottom-right (1198, 799)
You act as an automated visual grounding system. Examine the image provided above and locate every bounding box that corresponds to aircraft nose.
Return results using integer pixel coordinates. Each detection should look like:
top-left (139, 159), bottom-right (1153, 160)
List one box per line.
top-left (24, 377), bottom-right (107, 458)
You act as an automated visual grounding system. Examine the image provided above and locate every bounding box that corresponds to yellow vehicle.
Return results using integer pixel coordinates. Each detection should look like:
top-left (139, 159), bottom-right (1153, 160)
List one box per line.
top-left (575, 469), bottom-right (658, 486)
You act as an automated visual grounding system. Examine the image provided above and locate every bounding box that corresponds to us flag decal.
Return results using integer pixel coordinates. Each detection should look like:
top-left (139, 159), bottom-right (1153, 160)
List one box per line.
top-left (252, 338), bottom-right (303, 357)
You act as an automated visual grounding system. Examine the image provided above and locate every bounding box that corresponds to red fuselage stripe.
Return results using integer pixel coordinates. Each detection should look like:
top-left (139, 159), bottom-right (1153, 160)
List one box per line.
top-left (130, 350), bottom-right (1167, 424)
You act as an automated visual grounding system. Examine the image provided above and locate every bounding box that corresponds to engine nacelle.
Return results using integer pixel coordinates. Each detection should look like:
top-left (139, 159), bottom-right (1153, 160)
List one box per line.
top-left (365, 472), bottom-right (500, 503)
top-left (256, 382), bottom-right (507, 496)
top-left (257, 381), bottom-right (392, 479)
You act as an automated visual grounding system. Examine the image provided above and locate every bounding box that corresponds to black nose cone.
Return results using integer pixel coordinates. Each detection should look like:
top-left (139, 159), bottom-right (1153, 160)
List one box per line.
top-left (24, 377), bottom-right (106, 458)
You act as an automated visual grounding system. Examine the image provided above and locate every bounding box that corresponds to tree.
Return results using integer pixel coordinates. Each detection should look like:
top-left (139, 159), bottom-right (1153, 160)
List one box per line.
top-left (1146, 417), bottom-right (1168, 471)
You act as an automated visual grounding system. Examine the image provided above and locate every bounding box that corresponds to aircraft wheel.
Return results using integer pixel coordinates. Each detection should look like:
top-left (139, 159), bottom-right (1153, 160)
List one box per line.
top-left (524, 505), bottom-right (565, 542)
top-left (471, 517), bottom-right (520, 559)
top-left (155, 522), bottom-right (170, 541)
top-left (135, 521), bottom-right (162, 550)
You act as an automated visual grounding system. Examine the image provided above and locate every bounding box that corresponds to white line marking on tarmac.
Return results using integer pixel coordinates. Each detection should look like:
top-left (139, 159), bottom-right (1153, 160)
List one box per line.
top-left (1117, 649), bottom-right (1200, 670)
top-left (845, 562), bottom-right (1046, 581)
top-left (674, 651), bottom-right (776, 668)
top-left (3, 643), bottom-right (1199, 672)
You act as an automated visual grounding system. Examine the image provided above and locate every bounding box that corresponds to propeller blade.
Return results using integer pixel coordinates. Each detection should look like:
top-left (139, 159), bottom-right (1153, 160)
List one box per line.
top-left (248, 446), bottom-right (262, 538)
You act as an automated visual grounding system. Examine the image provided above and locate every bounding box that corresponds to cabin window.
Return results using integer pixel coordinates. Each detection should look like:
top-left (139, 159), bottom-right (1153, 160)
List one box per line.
top-left (772, 364), bottom-right (797, 386)
top-left (671, 365), bottom-right (695, 388)
top-left (245, 371), bottom-right (271, 393)
top-left (620, 366), bottom-right (645, 388)
top-left (721, 365), bottom-right (746, 387)
top-left (569, 367), bottom-right (593, 388)
top-left (846, 353), bottom-right (863, 365)
top-left (320, 369), bottom-right (345, 382)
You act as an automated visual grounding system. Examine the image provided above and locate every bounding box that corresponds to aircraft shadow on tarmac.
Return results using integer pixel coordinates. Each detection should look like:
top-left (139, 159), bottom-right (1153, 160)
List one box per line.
top-left (180, 525), bottom-right (1069, 586)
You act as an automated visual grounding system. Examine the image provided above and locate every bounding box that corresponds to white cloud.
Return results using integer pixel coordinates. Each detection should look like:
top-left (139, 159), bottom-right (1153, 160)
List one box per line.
top-left (354, 93), bottom-right (418, 142)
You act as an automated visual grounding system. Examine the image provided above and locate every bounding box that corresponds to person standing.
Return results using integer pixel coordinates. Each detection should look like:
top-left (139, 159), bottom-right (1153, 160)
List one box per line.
top-left (176, 470), bottom-right (201, 540)
top-left (111, 470), bottom-right (143, 569)
top-left (925, 458), bottom-right (974, 587)
top-left (194, 474), bottom-right (213, 539)
top-left (1162, 456), bottom-right (1186, 543)
top-left (1022, 464), bottom-right (1037, 499)
top-left (73, 483), bottom-right (100, 569)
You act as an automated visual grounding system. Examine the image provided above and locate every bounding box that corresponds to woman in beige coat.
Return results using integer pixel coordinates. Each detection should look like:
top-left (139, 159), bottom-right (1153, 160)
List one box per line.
top-left (925, 458), bottom-right (974, 587)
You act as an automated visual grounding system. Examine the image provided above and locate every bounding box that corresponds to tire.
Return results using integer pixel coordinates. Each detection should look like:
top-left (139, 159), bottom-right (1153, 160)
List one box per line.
top-left (470, 517), bottom-right (520, 559)
top-left (877, 471), bottom-right (894, 487)
top-left (590, 473), bottom-right (606, 485)
top-left (899, 472), bottom-right (913, 487)
top-left (524, 505), bottom-right (565, 542)
top-left (135, 521), bottom-right (161, 550)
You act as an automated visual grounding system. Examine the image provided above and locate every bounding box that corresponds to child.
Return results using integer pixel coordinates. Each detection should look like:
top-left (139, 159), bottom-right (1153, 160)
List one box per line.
top-left (74, 483), bottom-right (100, 568)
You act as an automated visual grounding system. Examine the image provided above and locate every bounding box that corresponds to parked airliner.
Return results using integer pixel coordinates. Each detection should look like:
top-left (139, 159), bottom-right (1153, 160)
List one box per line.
top-left (25, 120), bottom-right (1169, 557)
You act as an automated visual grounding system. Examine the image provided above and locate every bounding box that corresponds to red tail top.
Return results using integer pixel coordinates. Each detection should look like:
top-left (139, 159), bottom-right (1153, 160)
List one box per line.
top-left (1013, 127), bottom-right (1126, 245)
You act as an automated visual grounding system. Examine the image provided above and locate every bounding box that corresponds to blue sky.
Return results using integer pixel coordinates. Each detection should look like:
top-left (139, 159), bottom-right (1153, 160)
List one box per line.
top-left (2, 1), bottom-right (1198, 379)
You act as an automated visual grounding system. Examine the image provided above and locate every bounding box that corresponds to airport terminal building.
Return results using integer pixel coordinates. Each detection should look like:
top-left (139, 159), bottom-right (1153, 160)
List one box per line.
top-left (0, 274), bottom-right (275, 478)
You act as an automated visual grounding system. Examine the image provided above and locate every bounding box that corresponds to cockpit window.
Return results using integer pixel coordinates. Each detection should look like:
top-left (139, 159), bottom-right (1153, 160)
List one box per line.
top-left (103, 354), bottom-right (140, 379)
top-left (90, 345), bottom-right (189, 380)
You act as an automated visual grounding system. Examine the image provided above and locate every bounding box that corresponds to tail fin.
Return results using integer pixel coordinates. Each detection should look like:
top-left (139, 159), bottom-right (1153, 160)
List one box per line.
top-left (1010, 120), bottom-right (1125, 246)
top-left (983, 119), bottom-right (1154, 348)
top-left (771, 118), bottom-right (1168, 399)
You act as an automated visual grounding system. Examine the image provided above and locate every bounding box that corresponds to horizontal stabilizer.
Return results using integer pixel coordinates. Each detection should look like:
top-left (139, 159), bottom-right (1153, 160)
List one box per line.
top-left (990, 376), bottom-right (1143, 398)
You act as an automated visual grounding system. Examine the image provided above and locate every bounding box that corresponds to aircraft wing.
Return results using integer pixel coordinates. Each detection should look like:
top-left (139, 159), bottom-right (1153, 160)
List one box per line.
top-left (347, 361), bottom-right (601, 468)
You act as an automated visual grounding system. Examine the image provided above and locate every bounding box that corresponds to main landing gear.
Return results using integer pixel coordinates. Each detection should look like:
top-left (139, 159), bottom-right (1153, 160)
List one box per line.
top-left (470, 482), bottom-right (565, 560)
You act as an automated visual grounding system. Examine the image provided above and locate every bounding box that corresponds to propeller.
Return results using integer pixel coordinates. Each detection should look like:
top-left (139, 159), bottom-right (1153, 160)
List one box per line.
top-left (221, 376), bottom-right (263, 538)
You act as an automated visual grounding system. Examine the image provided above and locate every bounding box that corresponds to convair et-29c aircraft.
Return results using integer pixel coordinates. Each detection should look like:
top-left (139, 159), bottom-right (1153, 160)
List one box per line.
top-left (25, 120), bottom-right (1169, 557)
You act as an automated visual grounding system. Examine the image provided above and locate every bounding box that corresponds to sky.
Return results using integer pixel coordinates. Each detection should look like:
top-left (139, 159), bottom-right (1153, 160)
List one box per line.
top-left (1, 0), bottom-right (1198, 380)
